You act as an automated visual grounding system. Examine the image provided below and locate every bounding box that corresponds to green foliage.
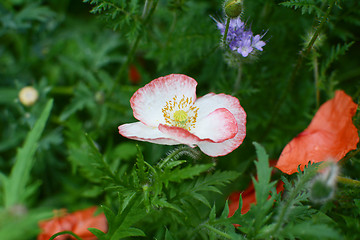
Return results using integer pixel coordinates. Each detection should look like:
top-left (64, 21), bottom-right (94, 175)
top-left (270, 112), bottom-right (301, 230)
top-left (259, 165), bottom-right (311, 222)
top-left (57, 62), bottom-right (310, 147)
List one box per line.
top-left (280, 0), bottom-right (323, 16)
top-left (1, 99), bottom-right (53, 208)
top-left (84, 0), bottom-right (146, 42)
top-left (0, 0), bottom-right (360, 239)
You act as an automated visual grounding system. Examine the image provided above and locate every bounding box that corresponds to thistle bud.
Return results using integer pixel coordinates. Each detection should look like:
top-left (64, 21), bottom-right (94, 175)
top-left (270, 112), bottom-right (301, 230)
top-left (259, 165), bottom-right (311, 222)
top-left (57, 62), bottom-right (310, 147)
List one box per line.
top-left (224, 0), bottom-right (243, 18)
top-left (18, 86), bottom-right (39, 106)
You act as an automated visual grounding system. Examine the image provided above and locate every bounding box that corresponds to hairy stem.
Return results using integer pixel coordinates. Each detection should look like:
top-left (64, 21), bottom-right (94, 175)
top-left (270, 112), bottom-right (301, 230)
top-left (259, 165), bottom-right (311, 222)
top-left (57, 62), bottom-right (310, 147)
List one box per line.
top-left (312, 50), bottom-right (320, 108)
top-left (337, 176), bottom-right (360, 187)
top-left (158, 146), bottom-right (188, 169)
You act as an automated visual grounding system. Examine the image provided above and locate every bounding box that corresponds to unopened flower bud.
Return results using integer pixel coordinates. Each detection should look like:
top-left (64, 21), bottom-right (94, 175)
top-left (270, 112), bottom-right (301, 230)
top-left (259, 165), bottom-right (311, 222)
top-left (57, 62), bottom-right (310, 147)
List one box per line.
top-left (309, 162), bottom-right (338, 203)
top-left (18, 86), bottom-right (39, 106)
top-left (224, 0), bottom-right (243, 18)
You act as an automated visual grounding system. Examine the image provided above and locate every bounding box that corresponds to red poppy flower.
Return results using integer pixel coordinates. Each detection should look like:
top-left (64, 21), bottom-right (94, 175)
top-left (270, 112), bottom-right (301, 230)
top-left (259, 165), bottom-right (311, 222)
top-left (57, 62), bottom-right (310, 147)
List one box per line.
top-left (276, 90), bottom-right (359, 174)
top-left (38, 207), bottom-right (107, 240)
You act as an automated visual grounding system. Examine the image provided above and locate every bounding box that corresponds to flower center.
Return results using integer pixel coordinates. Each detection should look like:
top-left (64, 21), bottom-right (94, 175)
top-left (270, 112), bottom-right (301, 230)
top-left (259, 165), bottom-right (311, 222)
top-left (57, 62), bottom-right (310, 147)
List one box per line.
top-left (173, 110), bottom-right (188, 125)
top-left (162, 95), bottom-right (199, 131)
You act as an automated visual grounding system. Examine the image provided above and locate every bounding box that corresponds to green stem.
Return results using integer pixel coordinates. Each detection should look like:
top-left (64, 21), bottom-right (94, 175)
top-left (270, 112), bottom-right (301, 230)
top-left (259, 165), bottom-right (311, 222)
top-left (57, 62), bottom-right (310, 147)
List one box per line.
top-left (233, 61), bottom-right (243, 94)
top-left (158, 146), bottom-right (187, 169)
top-left (262, 0), bottom-right (336, 139)
top-left (49, 231), bottom-right (82, 240)
top-left (223, 17), bottom-right (231, 47)
top-left (312, 50), bottom-right (320, 108)
top-left (337, 176), bottom-right (360, 187)
top-left (203, 224), bottom-right (232, 239)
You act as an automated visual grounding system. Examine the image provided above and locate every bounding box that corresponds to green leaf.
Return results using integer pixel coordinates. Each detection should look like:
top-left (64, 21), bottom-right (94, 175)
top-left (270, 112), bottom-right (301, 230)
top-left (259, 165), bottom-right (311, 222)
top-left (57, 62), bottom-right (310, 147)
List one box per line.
top-left (280, 0), bottom-right (322, 17)
top-left (253, 142), bottom-right (274, 206)
top-left (3, 99), bottom-right (53, 208)
top-left (88, 228), bottom-right (106, 239)
top-left (111, 227), bottom-right (145, 239)
top-left (165, 228), bottom-right (175, 240)
top-left (220, 200), bottom-right (230, 219)
top-left (209, 203), bottom-right (216, 220)
top-left (101, 205), bottom-right (116, 224)
top-left (166, 164), bottom-right (214, 182)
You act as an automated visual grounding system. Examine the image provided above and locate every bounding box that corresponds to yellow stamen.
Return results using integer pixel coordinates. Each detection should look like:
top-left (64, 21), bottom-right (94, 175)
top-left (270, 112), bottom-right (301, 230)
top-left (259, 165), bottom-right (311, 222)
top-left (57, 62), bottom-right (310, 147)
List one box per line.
top-left (162, 95), bottom-right (199, 131)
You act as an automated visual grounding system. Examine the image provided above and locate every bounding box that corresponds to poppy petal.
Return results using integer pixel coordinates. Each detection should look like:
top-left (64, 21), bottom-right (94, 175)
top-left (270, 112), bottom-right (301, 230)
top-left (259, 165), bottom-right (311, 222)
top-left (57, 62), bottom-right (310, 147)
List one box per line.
top-left (194, 93), bottom-right (246, 157)
top-left (119, 122), bottom-right (181, 145)
top-left (192, 108), bottom-right (238, 142)
top-left (158, 124), bottom-right (200, 147)
top-left (130, 74), bottom-right (197, 127)
top-left (276, 90), bottom-right (359, 174)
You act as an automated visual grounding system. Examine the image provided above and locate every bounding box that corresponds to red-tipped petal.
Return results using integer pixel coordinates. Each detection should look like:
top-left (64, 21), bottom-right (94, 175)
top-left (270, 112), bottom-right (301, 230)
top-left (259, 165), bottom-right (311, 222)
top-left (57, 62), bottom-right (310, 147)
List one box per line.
top-left (193, 108), bottom-right (238, 142)
top-left (158, 124), bottom-right (200, 147)
top-left (195, 93), bottom-right (246, 157)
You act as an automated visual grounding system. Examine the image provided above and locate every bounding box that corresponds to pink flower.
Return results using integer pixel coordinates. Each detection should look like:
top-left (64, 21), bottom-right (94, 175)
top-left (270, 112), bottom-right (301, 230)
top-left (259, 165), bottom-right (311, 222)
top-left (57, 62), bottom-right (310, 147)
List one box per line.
top-left (118, 74), bottom-right (247, 157)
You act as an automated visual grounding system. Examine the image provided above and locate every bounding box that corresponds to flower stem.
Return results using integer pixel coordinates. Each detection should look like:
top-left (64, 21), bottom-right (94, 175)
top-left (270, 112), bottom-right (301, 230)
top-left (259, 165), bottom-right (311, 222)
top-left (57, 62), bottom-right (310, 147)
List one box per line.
top-left (49, 231), bottom-right (82, 240)
top-left (312, 49), bottom-right (320, 108)
top-left (337, 176), bottom-right (360, 187)
top-left (233, 61), bottom-right (243, 94)
top-left (262, 0), bottom-right (336, 139)
top-left (223, 17), bottom-right (231, 47)
top-left (158, 146), bottom-right (187, 169)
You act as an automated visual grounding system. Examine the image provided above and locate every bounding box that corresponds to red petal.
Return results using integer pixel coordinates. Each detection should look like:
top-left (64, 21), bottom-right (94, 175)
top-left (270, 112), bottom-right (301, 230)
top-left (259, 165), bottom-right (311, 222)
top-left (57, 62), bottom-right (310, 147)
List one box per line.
top-left (276, 90), bottom-right (359, 174)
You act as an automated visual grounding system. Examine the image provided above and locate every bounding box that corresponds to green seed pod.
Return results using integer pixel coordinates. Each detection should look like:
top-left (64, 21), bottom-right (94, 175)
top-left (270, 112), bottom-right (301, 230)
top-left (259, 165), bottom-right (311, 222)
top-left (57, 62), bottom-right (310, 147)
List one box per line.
top-left (224, 0), bottom-right (243, 18)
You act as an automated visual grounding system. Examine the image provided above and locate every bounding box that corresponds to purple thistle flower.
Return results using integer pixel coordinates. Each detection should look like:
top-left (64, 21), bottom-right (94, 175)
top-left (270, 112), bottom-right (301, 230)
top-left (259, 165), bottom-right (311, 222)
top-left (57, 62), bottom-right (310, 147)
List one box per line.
top-left (215, 17), bottom-right (266, 57)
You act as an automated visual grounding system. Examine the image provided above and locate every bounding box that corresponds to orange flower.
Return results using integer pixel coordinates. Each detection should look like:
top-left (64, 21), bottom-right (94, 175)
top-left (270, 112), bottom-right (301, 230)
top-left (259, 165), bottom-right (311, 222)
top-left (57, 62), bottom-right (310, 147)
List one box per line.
top-left (38, 207), bottom-right (107, 240)
top-left (276, 90), bottom-right (359, 174)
